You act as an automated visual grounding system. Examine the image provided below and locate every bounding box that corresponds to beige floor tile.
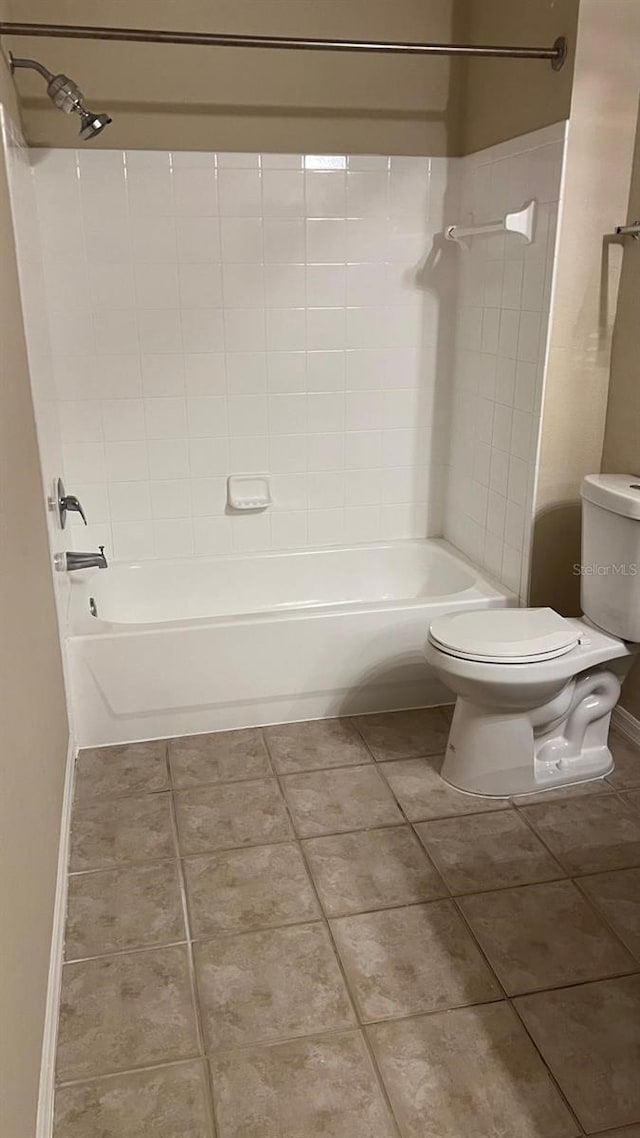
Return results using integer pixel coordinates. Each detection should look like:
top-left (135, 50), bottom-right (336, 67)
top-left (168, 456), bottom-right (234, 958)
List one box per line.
top-left (303, 826), bottom-right (446, 917)
top-left (380, 757), bottom-right (510, 821)
top-left (607, 732), bottom-right (640, 788)
top-left (75, 740), bottom-right (169, 802)
top-left (184, 843), bottom-right (320, 937)
top-left (195, 922), bottom-right (355, 1051)
top-left (281, 765), bottom-right (402, 837)
top-left (169, 729), bottom-right (271, 788)
top-left (65, 862), bottom-right (185, 959)
top-left (175, 778), bottom-right (293, 854)
top-left (53, 1061), bottom-right (211, 1138)
top-left (354, 707), bottom-right (451, 761)
top-left (521, 795), bottom-right (640, 875)
top-left (579, 868), bottom-right (640, 960)
top-left (264, 717), bottom-right (371, 773)
top-left (515, 975), bottom-right (640, 1133)
top-left (210, 1031), bottom-right (396, 1138)
top-left (69, 792), bottom-right (175, 872)
top-left (56, 945), bottom-right (199, 1081)
top-left (368, 1002), bottom-right (579, 1138)
top-left (458, 880), bottom-right (636, 995)
top-left (415, 810), bottom-right (563, 894)
top-left (332, 900), bottom-right (499, 1022)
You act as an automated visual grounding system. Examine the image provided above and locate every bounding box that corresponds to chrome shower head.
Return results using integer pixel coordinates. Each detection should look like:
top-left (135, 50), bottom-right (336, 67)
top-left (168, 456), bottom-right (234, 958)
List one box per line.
top-left (9, 54), bottom-right (112, 140)
top-left (77, 109), bottom-right (112, 141)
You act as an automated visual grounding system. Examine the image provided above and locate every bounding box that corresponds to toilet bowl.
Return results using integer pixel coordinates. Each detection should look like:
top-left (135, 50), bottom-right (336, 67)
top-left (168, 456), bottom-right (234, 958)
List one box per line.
top-left (425, 474), bottom-right (640, 798)
top-left (425, 608), bottom-right (634, 797)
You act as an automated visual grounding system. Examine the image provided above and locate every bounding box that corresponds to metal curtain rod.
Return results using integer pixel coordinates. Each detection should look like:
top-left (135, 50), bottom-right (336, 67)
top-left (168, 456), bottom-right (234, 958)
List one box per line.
top-left (0, 22), bottom-right (568, 70)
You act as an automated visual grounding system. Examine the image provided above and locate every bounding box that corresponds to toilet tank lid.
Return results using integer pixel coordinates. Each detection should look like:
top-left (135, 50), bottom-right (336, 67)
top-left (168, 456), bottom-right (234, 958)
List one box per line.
top-left (582, 474), bottom-right (640, 520)
top-left (428, 607), bottom-right (579, 661)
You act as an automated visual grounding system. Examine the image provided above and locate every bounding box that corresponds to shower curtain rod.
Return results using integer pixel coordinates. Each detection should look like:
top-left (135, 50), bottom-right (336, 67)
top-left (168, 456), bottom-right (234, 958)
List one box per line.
top-left (0, 22), bottom-right (568, 70)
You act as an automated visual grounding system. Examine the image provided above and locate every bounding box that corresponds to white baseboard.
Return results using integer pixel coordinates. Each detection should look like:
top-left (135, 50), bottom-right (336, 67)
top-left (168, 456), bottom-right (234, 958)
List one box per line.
top-left (36, 736), bottom-right (76, 1138)
top-left (612, 705), bottom-right (640, 748)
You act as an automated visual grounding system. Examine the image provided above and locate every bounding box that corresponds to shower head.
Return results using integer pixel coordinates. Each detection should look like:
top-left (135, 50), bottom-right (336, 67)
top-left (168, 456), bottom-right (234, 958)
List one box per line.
top-left (77, 109), bottom-right (112, 141)
top-left (9, 54), bottom-right (112, 140)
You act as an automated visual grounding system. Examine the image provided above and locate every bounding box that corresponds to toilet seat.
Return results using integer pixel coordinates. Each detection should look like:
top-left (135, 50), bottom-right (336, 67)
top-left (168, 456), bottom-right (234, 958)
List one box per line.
top-left (428, 607), bottom-right (581, 664)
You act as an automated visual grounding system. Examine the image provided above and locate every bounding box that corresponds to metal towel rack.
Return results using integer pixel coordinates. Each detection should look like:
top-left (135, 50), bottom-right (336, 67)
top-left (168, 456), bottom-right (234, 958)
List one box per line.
top-left (445, 200), bottom-right (536, 246)
top-left (0, 22), bottom-right (568, 69)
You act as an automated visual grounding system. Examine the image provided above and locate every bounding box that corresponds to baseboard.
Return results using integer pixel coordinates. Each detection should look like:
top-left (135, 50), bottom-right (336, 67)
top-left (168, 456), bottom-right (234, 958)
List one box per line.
top-left (612, 705), bottom-right (640, 748)
top-left (36, 736), bottom-right (76, 1138)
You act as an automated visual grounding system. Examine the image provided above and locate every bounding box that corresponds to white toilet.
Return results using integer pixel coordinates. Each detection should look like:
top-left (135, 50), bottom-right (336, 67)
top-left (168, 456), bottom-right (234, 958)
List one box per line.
top-left (426, 475), bottom-right (640, 797)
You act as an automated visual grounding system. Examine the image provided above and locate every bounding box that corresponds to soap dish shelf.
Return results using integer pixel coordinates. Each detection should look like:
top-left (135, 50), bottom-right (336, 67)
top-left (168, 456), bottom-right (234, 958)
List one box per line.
top-left (227, 474), bottom-right (272, 512)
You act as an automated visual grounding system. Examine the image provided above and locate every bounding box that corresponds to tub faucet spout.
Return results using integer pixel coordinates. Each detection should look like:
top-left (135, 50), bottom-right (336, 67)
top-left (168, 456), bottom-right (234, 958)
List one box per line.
top-left (55, 546), bottom-right (108, 571)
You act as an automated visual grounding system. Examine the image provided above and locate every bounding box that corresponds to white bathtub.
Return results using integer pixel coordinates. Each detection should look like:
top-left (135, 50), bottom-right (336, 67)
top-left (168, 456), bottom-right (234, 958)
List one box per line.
top-left (65, 539), bottom-right (515, 746)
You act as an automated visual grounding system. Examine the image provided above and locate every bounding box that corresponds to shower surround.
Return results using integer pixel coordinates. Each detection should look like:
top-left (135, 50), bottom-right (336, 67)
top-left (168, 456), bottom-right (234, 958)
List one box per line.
top-left (31, 148), bottom-right (455, 562)
top-left (444, 124), bottom-right (565, 599)
top-left (23, 127), bottom-right (563, 601)
top-left (4, 126), bottom-right (564, 742)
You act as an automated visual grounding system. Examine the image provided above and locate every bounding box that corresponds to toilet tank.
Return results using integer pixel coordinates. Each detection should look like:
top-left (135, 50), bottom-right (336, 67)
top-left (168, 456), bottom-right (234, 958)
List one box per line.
top-left (581, 474), bottom-right (640, 641)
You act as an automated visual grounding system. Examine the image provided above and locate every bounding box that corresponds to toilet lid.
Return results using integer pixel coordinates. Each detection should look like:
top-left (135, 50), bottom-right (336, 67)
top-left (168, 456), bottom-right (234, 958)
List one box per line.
top-left (428, 608), bottom-right (580, 663)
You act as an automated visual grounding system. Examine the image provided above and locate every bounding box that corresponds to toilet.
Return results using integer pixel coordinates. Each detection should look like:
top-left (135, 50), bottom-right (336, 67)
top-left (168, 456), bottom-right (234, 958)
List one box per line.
top-left (426, 474), bottom-right (640, 797)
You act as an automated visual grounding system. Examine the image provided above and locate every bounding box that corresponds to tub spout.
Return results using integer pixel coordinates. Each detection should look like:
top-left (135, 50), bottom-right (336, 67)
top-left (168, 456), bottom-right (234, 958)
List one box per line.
top-left (55, 546), bottom-right (108, 571)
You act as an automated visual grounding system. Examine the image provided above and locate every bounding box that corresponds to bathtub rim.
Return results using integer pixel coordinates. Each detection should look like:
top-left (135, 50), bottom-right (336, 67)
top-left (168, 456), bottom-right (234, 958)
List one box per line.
top-left (66, 538), bottom-right (514, 637)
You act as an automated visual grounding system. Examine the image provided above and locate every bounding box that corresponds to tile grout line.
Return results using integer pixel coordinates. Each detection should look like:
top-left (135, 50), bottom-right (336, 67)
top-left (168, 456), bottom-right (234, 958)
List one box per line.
top-left (448, 901), bottom-right (587, 1136)
top-left (67, 854), bottom-right (179, 878)
top-left (513, 791), bottom-right (640, 878)
top-left (434, 823), bottom-right (591, 1138)
top-left (508, 996), bottom-right (587, 1137)
top-left (64, 938), bottom-right (190, 967)
top-left (56, 1055), bottom-right (207, 1090)
top-left (570, 873), bottom-right (640, 967)
top-left (260, 726), bottom-right (405, 1138)
top-left (166, 748), bottom-right (219, 1138)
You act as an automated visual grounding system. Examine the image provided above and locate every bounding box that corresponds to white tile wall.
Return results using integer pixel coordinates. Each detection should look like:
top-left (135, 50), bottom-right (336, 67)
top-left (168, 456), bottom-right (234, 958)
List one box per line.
top-left (443, 123), bottom-right (565, 599)
top-left (21, 131), bottom-right (564, 581)
top-left (31, 148), bottom-right (455, 561)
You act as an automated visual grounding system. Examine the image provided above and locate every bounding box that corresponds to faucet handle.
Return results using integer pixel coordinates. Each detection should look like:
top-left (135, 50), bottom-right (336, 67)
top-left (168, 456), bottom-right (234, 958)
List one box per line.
top-left (50, 478), bottom-right (87, 527)
top-left (61, 494), bottom-right (87, 525)
top-left (60, 496), bottom-right (87, 525)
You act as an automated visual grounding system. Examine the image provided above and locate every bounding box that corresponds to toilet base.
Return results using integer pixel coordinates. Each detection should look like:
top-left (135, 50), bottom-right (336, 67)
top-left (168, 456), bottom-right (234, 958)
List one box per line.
top-left (441, 675), bottom-right (618, 798)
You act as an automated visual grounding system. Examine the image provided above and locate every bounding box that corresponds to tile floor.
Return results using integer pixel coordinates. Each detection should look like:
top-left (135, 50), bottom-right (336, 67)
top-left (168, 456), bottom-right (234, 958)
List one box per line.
top-left (54, 709), bottom-right (640, 1138)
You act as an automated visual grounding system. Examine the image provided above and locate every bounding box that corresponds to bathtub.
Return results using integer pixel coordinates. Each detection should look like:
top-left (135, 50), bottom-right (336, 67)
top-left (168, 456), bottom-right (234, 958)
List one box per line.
top-left (65, 538), bottom-right (515, 746)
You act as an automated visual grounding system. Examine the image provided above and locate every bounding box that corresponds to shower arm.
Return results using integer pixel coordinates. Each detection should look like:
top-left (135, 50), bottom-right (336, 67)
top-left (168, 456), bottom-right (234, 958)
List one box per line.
top-left (0, 22), bottom-right (569, 70)
top-left (8, 54), bottom-right (53, 82)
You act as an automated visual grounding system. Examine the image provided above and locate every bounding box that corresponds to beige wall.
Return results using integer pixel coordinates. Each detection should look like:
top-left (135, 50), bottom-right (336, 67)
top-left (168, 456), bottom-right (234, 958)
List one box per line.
top-left (530, 0), bottom-right (640, 618)
top-left (602, 103), bottom-right (640, 717)
top-left (4, 0), bottom-right (578, 156)
top-left (6, 0), bottom-right (462, 154)
top-left (0, 7), bottom-right (69, 1134)
top-left (460, 0), bottom-right (578, 154)
top-left (602, 110), bottom-right (640, 478)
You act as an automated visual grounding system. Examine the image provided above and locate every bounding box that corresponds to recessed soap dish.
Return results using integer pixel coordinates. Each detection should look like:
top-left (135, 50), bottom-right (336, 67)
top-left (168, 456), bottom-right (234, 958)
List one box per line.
top-left (227, 474), bottom-right (272, 512)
